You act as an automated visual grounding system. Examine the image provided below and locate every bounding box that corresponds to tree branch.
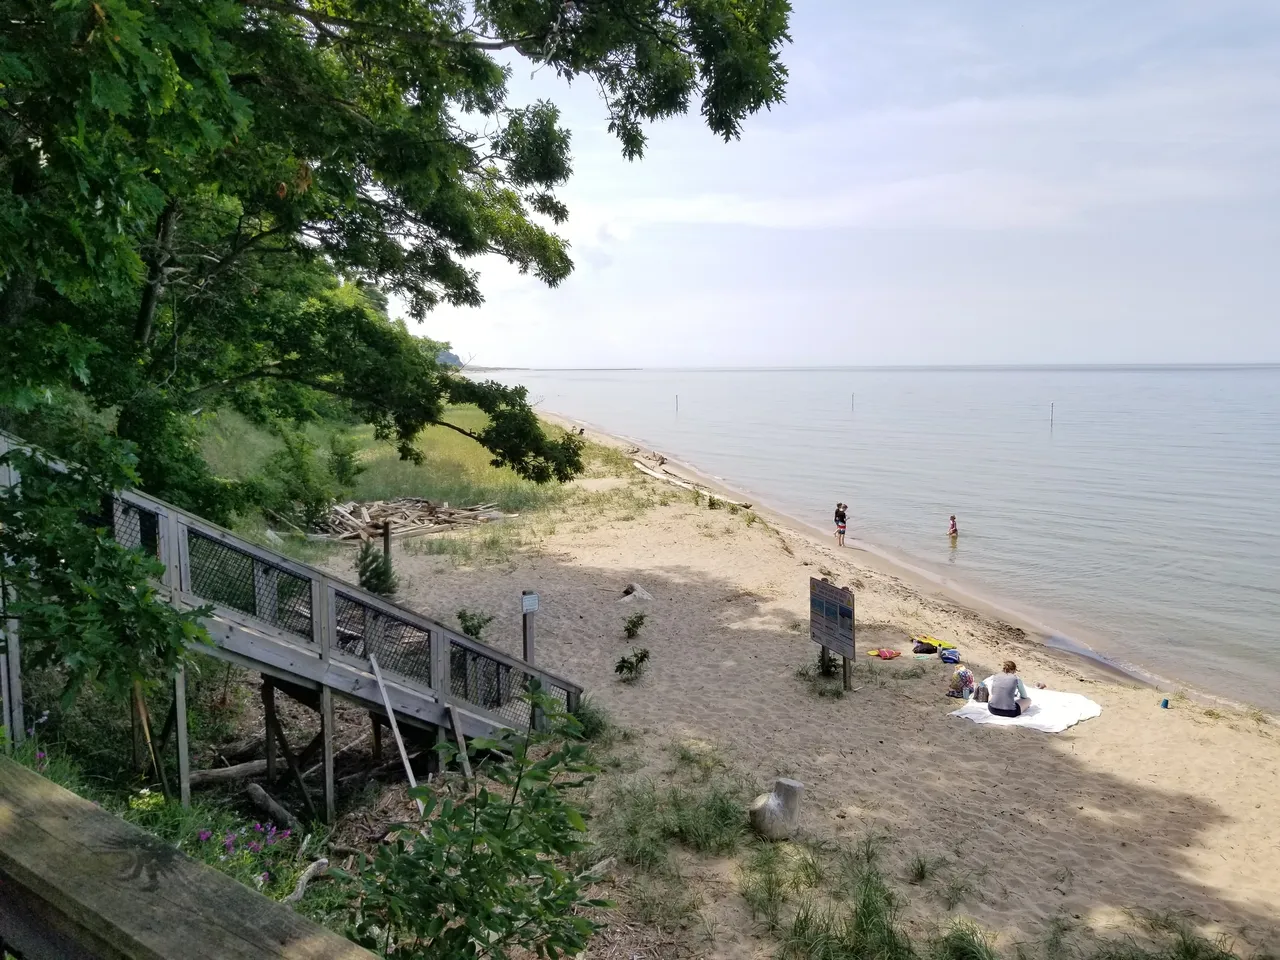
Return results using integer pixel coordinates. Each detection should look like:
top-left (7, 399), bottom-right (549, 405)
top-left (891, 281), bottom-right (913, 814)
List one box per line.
top-left (135, 200), bottom-right (180, 345)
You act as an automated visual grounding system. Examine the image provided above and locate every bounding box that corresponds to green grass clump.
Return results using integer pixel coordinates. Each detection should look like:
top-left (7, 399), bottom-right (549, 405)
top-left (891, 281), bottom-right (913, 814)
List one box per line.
top-left (596, 776), bottom-right (749, 870)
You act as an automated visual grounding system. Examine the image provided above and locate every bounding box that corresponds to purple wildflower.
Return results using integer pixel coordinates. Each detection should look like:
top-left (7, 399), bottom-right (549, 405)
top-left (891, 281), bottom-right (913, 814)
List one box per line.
top-left (198, 830), bottom-right (212, 842)
top-left (259, 871), bottom-right (269, 884)
top-left (253, 823), bottom-right (263, 833)
top-left (248, 841), bottom-right (262, 854)
top-left (278, 829), bottom-right (291, 840)
top-left (223, 832), bottom-right (236, 853)
top-left (35, 751), bottom-right (45, 760)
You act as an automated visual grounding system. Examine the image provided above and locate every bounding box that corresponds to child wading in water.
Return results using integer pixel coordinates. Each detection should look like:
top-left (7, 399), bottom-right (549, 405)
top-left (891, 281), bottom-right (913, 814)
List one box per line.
top-left (834, 503), bottom-right (847, 547)
top-left (948, 515), bottom-right (958, 537)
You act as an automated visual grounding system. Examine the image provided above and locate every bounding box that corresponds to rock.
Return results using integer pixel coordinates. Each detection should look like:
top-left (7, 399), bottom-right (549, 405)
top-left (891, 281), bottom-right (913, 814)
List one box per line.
top-left (748, 778), bottom-right (804, 841)
top-left (618, 583), bottom-right (654, 602)
top-left (264, 528), bottom-right (284, 546)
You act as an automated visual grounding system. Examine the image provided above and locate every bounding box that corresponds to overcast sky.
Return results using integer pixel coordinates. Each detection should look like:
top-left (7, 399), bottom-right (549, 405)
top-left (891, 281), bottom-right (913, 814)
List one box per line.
top-left (419, 0), bottom-right (1280, 368)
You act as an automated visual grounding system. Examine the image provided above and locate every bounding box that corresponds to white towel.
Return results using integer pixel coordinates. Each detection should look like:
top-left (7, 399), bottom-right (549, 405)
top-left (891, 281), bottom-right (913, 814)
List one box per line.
top-left (951, 681), bottom-right (1101, 733)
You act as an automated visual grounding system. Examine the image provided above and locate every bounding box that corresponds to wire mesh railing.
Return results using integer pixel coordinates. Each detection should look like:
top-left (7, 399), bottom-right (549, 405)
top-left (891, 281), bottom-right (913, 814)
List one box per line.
top-left (449, 636), bottom-right (569, 728)
top-left (186, 529), bottom-right (314, 640)
top-left (332, 589), bottom-right (432, 687)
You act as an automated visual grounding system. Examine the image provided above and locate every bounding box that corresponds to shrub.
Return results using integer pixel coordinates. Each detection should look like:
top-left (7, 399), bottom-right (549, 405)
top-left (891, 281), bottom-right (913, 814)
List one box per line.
top-left (615, 648), bottom-right (650, 683)
top-left (623, 612), bottom-right (647, 639)
top-left (457, 608), bottom-right (495, 640)
top-left (259, 428), bottom-right (338, 529)
top-left (327, 432), bottom-right (366, 488)
top-left (355, 541), bottom-right (397, 596)
top-left (336, 693), bottom-right (608, 958)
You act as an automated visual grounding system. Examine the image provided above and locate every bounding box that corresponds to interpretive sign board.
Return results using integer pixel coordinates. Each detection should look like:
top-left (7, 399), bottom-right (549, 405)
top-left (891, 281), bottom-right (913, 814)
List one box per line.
top-left (809, 578), bottom-right (854, 659)
top-left (521, 592), bottom-right (540, 614)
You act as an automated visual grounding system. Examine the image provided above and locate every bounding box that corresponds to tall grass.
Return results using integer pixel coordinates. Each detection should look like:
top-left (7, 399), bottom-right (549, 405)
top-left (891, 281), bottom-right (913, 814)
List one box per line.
top-left (595, 776), bottom-right (750, 870)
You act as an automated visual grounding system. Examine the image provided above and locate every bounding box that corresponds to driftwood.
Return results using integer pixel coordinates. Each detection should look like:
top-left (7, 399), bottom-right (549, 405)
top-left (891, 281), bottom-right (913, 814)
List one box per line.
top-left (630, 461), bottom-right (752, 508)
top-left (314, 497), bottom-right (513, 543)
top-left (189, 759), bottom-right (268, 786)
top-left (283, 858), bottom-right (330, 905)
top-left (245, 782), bottom-right (304, 836)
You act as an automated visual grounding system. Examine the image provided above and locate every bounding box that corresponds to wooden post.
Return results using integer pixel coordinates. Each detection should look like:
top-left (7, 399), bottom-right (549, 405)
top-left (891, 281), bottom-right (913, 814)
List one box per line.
top-left (370, 714), bottom-right (383, 763)
top-left (263, 679), bottom-right (277, 782)
top-left (320, 686), bottom-right (335, 824)
top-left (3, 585), bottom-right (22, 748)
top-left (842, 656), bottom-right (852, 692)
top-left (1, 640), bottom-right (11, 755)
top-left (175, 666), bottom-right (191, 808)
top-left (265, 710), bottom-right (317, 823)
top-left (382, 519), bottom-right (392, 560)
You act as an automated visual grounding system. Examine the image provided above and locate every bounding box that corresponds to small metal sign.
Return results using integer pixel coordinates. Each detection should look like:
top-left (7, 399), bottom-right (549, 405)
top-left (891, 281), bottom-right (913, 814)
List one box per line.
top-left (521, 592), bottom-right (540, 614)
top-left (809, 578), bottom-right (854, 659)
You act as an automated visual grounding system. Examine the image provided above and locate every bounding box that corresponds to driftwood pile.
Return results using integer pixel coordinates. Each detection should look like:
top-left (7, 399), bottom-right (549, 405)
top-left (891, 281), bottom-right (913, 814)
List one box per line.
top-left (314, 498), bottom-right (511, 543)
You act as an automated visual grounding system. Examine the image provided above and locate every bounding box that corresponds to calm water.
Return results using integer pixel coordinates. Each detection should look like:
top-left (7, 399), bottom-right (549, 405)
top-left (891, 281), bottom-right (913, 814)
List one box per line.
top-left (492, 367), bottom-right (1280, 710)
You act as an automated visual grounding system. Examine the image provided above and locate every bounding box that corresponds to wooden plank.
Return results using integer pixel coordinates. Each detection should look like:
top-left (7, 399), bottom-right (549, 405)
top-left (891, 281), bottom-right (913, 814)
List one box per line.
top-left (320, 686), bottom-right (335, 824)
top-left (265, 710), bottom-right (317, 823)
top-left (447, 704), bottom-right (473, 780)
top-left (263, 681), bottom-right (277, 783)
top-left (0, 755), bottom-right (376, 959)
top-left (369, 655), bottom-right (423, 818)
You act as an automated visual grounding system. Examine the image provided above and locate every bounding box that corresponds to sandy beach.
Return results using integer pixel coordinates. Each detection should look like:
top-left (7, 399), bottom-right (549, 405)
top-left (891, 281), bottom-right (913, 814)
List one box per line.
top-left (339, 423), bottom-right (1280, 956)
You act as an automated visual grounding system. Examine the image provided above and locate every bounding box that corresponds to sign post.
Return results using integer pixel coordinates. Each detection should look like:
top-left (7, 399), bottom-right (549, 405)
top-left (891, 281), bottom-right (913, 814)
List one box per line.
top-left (809, 578), bottom-right (855, 691)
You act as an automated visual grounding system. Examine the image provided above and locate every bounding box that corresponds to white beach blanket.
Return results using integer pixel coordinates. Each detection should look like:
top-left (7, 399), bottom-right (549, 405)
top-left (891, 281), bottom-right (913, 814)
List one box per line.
top-left (950, 682), bottom-right (1102, 733)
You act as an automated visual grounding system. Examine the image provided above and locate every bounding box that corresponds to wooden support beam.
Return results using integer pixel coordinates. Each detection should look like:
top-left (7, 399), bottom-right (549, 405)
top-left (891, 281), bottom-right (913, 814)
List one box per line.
top-left (320, 686), bottom-right (336, 824)
top-left (263, 679), bottom-right (277, 782)
top-left (370, 713), bottom-right (383, 762)
top-left (265, 710), bottom-right (317, 823)
top-left (448, 703), bottom-right (473, 780)
top-left (175, 666), bottom-right (191, 808)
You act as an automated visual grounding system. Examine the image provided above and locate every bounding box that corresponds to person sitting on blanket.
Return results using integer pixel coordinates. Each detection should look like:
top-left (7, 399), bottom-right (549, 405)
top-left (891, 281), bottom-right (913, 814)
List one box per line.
top-left (988, 660), bottom-right (1032, 717)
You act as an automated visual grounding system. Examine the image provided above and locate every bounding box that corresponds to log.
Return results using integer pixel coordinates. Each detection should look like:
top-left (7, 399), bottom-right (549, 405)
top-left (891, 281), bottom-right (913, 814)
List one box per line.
top-left (282, 858), bottom-right (329, 906)
top-left (245, 782), bottom-right (304, 836)
top-left (217, 734), bottom-right (265, 764)
top-left (188, 759), bottom-right (268, 787)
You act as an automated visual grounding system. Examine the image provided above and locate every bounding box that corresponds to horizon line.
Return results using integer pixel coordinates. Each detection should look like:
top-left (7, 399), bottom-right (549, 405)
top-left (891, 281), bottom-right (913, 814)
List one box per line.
top-left (468, 362), bottom-right (1280, 373)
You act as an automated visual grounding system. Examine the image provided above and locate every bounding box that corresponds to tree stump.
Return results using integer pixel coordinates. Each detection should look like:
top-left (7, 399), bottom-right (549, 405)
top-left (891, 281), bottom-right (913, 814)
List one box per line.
top-left (748, 778), bottom-right (804, 841)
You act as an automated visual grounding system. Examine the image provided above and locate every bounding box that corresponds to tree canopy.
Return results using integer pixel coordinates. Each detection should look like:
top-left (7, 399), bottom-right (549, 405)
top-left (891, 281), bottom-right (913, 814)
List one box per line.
top-left (1, 0), bottom-right (791, 515)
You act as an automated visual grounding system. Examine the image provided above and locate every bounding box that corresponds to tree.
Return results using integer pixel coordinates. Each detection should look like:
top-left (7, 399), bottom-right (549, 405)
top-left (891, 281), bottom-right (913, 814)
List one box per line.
top-left (2, 1), bottom-right (791, 509)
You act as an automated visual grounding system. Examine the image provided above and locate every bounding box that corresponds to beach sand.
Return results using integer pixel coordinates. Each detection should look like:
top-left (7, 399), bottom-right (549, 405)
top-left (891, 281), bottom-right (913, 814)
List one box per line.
top-left (346, 428), bottom-right (1280, 956)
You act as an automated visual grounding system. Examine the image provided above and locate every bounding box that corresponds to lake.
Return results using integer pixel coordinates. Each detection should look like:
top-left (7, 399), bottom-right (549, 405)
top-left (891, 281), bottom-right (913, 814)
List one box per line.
top-left (490, 366), bottom-right (1280, 711)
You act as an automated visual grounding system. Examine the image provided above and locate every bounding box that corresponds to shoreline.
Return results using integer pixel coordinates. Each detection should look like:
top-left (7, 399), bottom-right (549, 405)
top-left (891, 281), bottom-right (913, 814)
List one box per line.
top-left (544, 409), bottom-right (1265, 714)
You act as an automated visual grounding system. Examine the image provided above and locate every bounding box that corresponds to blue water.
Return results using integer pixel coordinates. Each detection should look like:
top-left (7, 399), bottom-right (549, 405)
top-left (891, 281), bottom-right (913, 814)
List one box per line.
top-left (491, 366), bottom-right (1280, 710)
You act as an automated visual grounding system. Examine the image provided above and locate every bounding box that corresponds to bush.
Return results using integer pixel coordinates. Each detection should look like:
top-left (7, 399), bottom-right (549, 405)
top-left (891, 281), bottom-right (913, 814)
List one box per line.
top-left (355, 541), bottom-right (397, 596)
top-left (336, 693), bottom-right (608, 958)
top-left (623, 612), bottom-right (647, 639)
top-left (327, 432), bottom-right (366, 488)
top-left (615, 648), bottom-right (650, 683)
top-left (457, 608), bottom-right (495, 640)
top-left (258, 428), bottom-right (338, 529)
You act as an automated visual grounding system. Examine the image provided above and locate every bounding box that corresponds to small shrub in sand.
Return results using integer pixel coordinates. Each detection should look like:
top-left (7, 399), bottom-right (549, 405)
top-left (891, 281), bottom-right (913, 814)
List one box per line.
top-left (615, 647), bottom-right (650, 682)
top-left (623, 612), bottom-right (647, 639)
top-left (457, 608), bottom-right (495, 640)
top-left (596, 776), bottom-right (749, 869)
top-left (355, 541), bottom-right (397, 595)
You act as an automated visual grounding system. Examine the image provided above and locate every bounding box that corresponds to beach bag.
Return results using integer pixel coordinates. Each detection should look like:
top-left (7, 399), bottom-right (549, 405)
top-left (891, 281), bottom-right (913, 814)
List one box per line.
top-left (912, 639), bottom-right (937, 654)
top-left (939, 648), bottom-right (961, 664)
top-left (974, 683), bottom-right (990, 703)
top-left (876, 648), bottom-right (901, 660)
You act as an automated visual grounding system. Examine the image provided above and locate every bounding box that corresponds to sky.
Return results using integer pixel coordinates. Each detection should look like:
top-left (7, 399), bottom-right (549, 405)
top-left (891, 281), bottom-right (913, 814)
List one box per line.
top-left (418, 0), bottom-right (1280, 368)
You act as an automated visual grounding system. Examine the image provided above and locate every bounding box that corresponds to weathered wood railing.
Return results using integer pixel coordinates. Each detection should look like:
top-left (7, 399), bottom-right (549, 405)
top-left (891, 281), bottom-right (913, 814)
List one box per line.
top-left (0, 431), bottom-right (583, 795)
top-left (0, 753), bottom-right (376, 960)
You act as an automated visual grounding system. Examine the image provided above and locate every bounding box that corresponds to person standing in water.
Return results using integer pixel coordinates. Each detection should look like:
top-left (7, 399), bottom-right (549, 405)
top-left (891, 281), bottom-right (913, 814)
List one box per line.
top-left (948, 515), bottom-right (958, 537)
top-left (834, 503), bottom-right (847, 547)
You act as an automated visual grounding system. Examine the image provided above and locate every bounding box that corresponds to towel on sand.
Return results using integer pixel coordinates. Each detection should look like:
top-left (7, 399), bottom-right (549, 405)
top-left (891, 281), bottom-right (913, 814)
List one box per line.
top-left (950, 682), bottom-right (1101, 733)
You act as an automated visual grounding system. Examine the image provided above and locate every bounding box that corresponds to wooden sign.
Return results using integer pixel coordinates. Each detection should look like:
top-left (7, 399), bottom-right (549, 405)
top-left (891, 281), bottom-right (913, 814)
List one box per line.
top-left (809, 578), bottom-right (854, 659)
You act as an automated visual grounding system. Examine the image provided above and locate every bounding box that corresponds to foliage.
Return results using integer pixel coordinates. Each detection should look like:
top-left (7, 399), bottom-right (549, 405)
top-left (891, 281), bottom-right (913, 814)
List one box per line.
top-left (336, 692), bottom-right (608, 958)
top-left (0, 438), bottom-right (208, 701)
top-left (355, 541), bottom-right (398, 596)
top-left (623, 612), bottom-right (647, 639)
top-left (327, 433), bottom-right (366, 489)
top-left (569, 695), bottom-right (615, 743)
top-left (258, 427), bottom-right (339, 529)
top-left (457, 608), bottom-right (495, 641)
top-left (1, 0), bottom-right (791, 514)
top-left (615, 647), bottom-right (651, 682)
